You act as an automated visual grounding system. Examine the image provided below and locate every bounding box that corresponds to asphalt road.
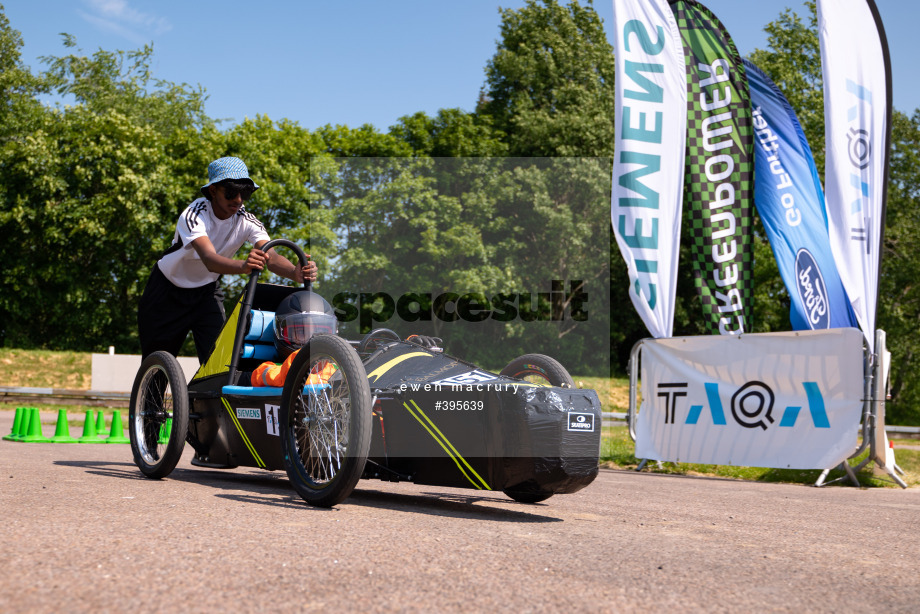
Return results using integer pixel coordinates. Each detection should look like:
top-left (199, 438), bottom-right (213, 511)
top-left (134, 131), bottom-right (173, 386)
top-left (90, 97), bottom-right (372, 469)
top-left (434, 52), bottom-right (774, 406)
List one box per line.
top-left (2, 410), bottom-right (919, 613)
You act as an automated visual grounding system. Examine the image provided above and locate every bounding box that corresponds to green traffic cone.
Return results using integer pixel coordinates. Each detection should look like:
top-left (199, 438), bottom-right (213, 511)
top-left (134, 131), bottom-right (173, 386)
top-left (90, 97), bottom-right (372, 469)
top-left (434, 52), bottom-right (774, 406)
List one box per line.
top-left (104, 409), bottom-right (130, 444)
top-left (157, 418), bottom-right (173, 444)
top-left (78, 410), bottom-right (103, 444)
top-left (20, 408), bottom-right (51, 443)
top-left (2, 407), bottom-right (24, 441)
top-left (14, 407), bottom-right (32, 441)
top-left (51, 409), bottom-right (78, 443)
top-left (95, 410), bottom-right (107, 439)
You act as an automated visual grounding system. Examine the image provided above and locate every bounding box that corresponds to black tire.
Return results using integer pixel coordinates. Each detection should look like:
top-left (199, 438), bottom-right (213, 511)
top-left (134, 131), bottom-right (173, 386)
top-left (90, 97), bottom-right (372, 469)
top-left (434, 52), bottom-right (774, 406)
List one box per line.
top-left (280, 334), bottom-right (372, 507)
top-left (499, 353), bottom-right (575, 388)
top-left (128, 351), bottom-right (189, 479)
top-left (504, 488), bottom-right (554, 504)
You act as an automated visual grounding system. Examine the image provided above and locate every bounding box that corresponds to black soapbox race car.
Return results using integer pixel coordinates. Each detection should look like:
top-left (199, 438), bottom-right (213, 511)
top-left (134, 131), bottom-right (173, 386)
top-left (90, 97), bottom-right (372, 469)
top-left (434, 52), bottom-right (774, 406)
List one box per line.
top-left (129, 240), bottom-right (602, 507)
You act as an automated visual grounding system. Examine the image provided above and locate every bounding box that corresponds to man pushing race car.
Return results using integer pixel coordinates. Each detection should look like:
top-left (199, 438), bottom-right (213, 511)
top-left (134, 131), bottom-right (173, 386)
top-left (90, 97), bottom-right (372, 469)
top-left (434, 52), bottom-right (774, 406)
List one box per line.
top-left (127, 158), bottom-right (601, 508)
top-left (137, 156), bottom-right (318, 363)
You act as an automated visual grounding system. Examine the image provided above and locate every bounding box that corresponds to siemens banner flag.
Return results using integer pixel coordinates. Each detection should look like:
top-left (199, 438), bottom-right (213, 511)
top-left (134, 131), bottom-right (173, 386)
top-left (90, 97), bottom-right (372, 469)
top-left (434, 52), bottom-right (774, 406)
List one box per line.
top-left (669, 0), bottom-right (754, 336)
top-left (612, 0), bottom-right (686, 339)
top-left (635, 329), bottom-right (864, 469)
top-left (744, 59), bottom-right (858, 331)
top-left (818, 0), bottom-right (892, 350)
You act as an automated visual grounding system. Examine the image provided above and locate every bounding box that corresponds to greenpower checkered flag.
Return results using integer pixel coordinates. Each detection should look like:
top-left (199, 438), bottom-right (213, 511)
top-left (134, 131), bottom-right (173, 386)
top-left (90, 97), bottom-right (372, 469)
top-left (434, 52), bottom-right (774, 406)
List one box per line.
top-left (669, 0), bottom-right (754, 334)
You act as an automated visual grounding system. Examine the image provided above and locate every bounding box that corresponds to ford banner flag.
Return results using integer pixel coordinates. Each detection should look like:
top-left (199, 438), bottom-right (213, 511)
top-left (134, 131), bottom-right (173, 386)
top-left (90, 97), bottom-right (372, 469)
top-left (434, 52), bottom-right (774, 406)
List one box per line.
top-left (744, 59), bottom-right (858, 330)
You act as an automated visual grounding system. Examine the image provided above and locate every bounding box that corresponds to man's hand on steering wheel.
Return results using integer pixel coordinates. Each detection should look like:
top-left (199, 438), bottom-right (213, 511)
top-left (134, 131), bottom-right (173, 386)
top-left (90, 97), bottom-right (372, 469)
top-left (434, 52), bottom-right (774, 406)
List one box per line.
top-left (294, 257), bottom-right (318, 283)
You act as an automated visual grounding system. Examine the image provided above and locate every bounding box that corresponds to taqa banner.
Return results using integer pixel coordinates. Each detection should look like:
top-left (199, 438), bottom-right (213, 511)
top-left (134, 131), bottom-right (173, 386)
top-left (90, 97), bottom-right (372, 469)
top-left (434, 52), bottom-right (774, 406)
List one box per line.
top-left (635, 328), bottom-right (864, 469)
top-left (669, 0), bottom-right (754, 335)
top-left (744, 59), bottom-right (858, 331)
top-left (818, 0), bottom-right (891, 351)
top-left (611, 0), bottom-right (687, 338)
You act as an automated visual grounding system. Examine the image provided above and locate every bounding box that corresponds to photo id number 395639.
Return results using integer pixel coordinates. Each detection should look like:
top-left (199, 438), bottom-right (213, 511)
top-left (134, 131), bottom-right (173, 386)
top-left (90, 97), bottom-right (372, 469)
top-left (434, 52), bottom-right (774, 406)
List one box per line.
top-left (434, 400), bottom-right (484, 411)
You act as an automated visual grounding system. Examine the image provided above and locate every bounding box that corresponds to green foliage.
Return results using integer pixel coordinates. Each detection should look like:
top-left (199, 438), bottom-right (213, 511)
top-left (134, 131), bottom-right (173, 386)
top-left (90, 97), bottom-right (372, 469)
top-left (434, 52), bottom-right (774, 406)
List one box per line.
top-left (0, 105), bottom-right (184, 350)
top-left (41, 38), bottom-right (211, 135)
top-left (389, 109), bottom-right (508, 157)
top-left (0, 29), bottom-right (212, 351)
top-left (480, 0), bottom-right (616, 157)
top-left (879, 110), bottom-right (920, 425)
top-left (312, 157), bottom-right (610, 374)
top-left (0, 4), bottom-right (46, 138)
top-left (314, 123), bottom-right (413, 158)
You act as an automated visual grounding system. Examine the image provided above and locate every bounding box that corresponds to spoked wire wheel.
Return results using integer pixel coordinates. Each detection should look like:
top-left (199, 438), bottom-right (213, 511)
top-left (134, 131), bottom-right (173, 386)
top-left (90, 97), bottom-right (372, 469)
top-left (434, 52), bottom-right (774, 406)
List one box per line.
top-left (281, 334), bottom-right (371, 507)
top-left (128, 351), bottom-right (189, 478)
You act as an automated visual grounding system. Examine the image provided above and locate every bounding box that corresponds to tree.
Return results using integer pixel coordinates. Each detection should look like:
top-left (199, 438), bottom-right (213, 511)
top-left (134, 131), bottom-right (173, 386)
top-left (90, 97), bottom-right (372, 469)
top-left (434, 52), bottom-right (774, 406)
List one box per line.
top-left (0, 34), bottom-right (212, 351)
top-left (477, 0), bottom-right (646, 372)
top-left (311, 156), bottom-right (610, 373)
top-left (879, 110), bottom-right (920, 425)
top-left (389, 108), bottom-right (508, 157)
top-left (0, 3), bottom-right (46, 140)
top-left (479, 0), bottom-right (616, 157)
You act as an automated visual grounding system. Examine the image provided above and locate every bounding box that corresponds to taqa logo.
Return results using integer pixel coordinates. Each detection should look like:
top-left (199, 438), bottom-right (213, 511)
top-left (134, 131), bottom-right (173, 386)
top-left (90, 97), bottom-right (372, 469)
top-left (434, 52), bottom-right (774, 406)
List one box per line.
top-left (847, 127), bottom-right (871, 169)
top-left (656, 381), bottom-right (831, 430)
top-left (795, 249), bottom-right (830, 329)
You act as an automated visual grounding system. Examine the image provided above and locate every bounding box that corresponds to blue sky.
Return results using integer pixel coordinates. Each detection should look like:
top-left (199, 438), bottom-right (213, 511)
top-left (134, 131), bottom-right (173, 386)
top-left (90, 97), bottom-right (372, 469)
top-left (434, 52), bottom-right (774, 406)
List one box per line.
top-left (5, 1), bottom-right (918, 132)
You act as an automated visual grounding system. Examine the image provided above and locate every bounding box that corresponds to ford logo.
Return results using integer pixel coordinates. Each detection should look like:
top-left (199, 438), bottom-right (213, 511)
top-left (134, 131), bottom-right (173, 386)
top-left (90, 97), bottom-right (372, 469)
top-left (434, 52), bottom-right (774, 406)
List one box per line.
top-left (795, 249), bottom-right (830, 329)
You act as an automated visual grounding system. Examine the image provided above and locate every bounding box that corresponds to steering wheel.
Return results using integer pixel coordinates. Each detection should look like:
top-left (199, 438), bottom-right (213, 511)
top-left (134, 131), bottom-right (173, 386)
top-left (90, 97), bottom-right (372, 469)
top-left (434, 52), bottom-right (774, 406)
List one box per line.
top-left (257, 238), bottom-right (311, 290)
top-left (228, 239), bottom-right (311, 384)
top-left (357, 328), bottom-right (402, 354)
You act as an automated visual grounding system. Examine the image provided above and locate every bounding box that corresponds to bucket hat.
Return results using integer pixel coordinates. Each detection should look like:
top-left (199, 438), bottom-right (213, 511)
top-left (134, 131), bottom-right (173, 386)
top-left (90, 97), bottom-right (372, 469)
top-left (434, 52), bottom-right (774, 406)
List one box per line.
top-left (200, 157), bottom-right (260, 197)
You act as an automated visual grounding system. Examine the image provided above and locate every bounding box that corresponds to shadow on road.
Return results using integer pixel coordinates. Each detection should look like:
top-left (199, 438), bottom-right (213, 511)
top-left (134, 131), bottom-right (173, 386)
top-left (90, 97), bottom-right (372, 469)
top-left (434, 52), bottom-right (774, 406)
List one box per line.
top-left (52, 458), bottom-right (563, 521)
top-left (54, 459), bottom-right (149, 481)
top-left (345, 488), bottom-right (563, 523)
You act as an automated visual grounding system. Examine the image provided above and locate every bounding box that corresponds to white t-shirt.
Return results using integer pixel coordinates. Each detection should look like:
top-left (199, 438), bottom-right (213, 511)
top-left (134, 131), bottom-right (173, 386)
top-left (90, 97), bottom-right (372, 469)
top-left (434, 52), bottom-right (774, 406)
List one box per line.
top-left (157, 198), bottom-right (271, 288)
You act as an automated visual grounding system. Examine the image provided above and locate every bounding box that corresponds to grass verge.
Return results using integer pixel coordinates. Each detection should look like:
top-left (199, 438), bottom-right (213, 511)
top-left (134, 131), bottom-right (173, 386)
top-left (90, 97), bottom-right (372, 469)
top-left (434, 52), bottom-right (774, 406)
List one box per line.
top-left (0, 348), bottom-right (91, 389)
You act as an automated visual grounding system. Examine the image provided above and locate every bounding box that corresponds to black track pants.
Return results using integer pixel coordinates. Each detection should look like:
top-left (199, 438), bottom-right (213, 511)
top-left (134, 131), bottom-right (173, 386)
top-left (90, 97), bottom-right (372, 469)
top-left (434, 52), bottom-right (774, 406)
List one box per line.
top-left (137, 264), bottom-right (226, 363)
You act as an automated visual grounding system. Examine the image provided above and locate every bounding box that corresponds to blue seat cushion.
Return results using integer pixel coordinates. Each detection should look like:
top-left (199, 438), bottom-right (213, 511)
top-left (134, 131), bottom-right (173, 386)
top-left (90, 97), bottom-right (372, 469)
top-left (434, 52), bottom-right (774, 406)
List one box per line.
top-left (221, 383), bottom-right (331, 397)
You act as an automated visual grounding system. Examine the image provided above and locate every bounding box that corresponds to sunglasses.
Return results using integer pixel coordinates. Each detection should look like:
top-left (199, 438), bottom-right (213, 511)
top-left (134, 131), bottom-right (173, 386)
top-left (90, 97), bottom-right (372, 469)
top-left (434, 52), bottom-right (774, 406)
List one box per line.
top-left (221, 184), bottom-right (255, 201)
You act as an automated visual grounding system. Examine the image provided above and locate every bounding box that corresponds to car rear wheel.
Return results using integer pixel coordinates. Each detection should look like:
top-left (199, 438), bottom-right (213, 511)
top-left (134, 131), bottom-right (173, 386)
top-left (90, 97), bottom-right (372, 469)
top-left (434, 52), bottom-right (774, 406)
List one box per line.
top-left (129, 351), bottom-right (189, 479)
top-left (281, 334), bottom-right (372, 508)
top-left (499, 353), bottom-right (575, 388)
top-left (503, 486), bottom-right (554, 504)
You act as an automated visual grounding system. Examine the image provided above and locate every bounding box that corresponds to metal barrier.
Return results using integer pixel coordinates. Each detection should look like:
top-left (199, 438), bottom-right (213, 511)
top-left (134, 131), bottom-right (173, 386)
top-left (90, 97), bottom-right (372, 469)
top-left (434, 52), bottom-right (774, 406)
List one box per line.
top-left (624, 329), bottom-right (908, 488)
